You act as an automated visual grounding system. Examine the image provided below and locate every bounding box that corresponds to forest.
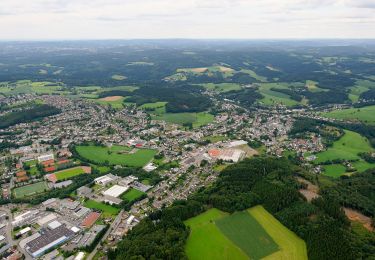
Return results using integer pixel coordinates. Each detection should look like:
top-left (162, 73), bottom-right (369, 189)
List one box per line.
top-left (110, 157), bottom-right (374, 260)
top-left (0, 104), bottom-right (61, 129)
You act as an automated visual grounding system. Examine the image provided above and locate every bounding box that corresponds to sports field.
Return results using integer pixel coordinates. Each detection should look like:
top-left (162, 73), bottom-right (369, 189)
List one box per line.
top-left (75, 145), bottom-right (157, 167)
top-left (84, 199), bottom-right (120, 216)
top-left (54, 166), bottom-right (89, 181)
top-left (121, 188), bottom-right (145, 202)
top-left (184, 206), bottom-right (307, 260)
top-left (322, 105), bottom-right (375, 125)
top-left (13, 181), bottom-right (49, 198)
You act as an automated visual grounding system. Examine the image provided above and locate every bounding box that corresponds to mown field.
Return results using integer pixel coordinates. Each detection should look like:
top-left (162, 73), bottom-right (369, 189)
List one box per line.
top-left (184, 206), bottom-right (307, 260)
top-left (202, 83), bottom-right (242, 93)
top-left (152, 112), bottom-right (214, 128)
top-left (76, 144), bottom-right (157, 167)
top-left (84, 199), bottom-right (120, 216)
top-left (121, 188), bottom-right (145, 202)
top-left (13, 181), bottom-right (49, 198)
top-left (257, 83), bottom-right (302, 107)
top-left (322, 105), bottom-right (375, 125)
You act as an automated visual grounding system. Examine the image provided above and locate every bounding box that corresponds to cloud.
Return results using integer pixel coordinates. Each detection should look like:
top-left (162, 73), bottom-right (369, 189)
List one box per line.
top-left (0, 0), bottom-right (374, 39)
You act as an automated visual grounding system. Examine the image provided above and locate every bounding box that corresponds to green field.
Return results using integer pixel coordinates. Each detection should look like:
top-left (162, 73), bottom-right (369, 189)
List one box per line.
top-left (91, 96), bottom-right (126, 109)
top-left (84, 199), bottom-right (120, 216)
top-left (216, 211), bottom-right (278, 259)
top-left (240, 69), bottom-right (267, 82)
top-left (257, 83), bottom-right (301, 107)
top-left (316, 130), bottom-right (375, 176)
top-left (184, 206), bottom-right (307, 260)
top-left (323, 164), bottom-right (347, 178)
top-left (0, 80), bottom-right (68, 96)
top-left (13, 182), bottom-right (49, 198)
top-left (202, 83), bottom-right (242, 93)
top-left (54, 166), bottom-right (86, 180)
top-left (348, 80), bottom-right (375, 103)
top-left (139, 102), bottom-right (167, 115)
top-left (185, 208), bottom-right (248, 260)
top-left (204, 135), bottom-right (228, 143)
top-left (121, 188), bottom-right (145, 202)
top-left (322, 105), bottom-right (375, 125)
top-left (75, 145), bottom-right (157, 167)
top-left (152, 112), bottom-right (214, 128)
top-left (305, 80), bottom-right (328, 93)
top-left (111, 74), bottom-right (126, 80)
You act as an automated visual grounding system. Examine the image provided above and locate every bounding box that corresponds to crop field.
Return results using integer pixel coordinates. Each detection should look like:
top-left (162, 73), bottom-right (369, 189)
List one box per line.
top-left (216, 211), bottom-right (279, 259)
top-left (84, 199), bottom-right (120, 216)
top-left (152, 112), bottom-right (214, 128)
top-left (184, 206), bottom-right (307, 260)
top-left (257, 83), bottom-right (301, 107)
top-left (91, 96), bottom-right (126, 109)
top-left (75, 144), bottom-right (157, 167)
top-left (202, 83), bottom-right (242, 93)
top-left (13, 181), bottom-right (49, 198)
top-left (322, 105), bottom-right (375, 125)
top-left (121, 188), bottom-right (145, 202)
top-left (54, 166), bottom-right (89, 180)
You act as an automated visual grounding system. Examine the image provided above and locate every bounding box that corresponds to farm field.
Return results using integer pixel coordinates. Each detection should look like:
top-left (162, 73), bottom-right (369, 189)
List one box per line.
top-left (139, 102), bottom-right (167, 115)
top-left (54, 166), bottom-right (90, 181)
top-left (250, 206), bottom-right (308, 260)
top-left (152, 112), bottom-right (214, 128)
top-left (257, 83), bottom-right (301, 107)
top-left (184, 206), bottom-right (307, 260)
top-left (13, 181), bottom-right (49, 198)
top-left (121, 188), bottom-right (145, 202)
top-left (204, 135), bottom-right (228, 143)
top-left (75, 144), bottom-right (157, 167)
top-left (91, 96), bottom-right (126, 109)
top-left (240, 69), bottom-right (267, 82)
top-left (305, 80), bottom-right (328, 93)
top-left (0, 80), bottom-right (68, 96)
top-left (84, 199), bottom-right (120, 216)
top-left (202, 83), bottom-right (242, 93)
top-left (323, 164), bottom-right (347, 178)
top-left (322, 105), bottom-right (375, 125)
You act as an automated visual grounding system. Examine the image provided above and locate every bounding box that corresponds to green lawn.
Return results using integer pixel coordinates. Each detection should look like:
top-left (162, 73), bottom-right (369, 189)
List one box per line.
top-left (121, 188), bottom-right (145, 202)
top-left (202, 83), bottom-right (242, 93)
top-left (323, 164), bottom-right (347, 178)
top-left (216, 211), bottom-right (279, 259)
top-left (84, 200), bottom-right (120, 216)
top-left (152, 112), bottom-right (214, 128)
top-left (184, 208), bottom-right (248, 260)
top-left (204, 135), bottom-right (228, 143)
top-left (54, 166), bottom-right (86, 180)
top-left (139, 102), bottom-right (167, 115)
top-left (250, 205), bottom-right (308, 260)
top-left (75, 145), bottom-right (157, 167)
top-left (91, 97), bottom-right (126, 109)
top-left (13, 182), bottom-right (49, 199)
top-left (322, 105), bottom-right (375, 125)
top-left (241, 69), bottom-right (267, 82)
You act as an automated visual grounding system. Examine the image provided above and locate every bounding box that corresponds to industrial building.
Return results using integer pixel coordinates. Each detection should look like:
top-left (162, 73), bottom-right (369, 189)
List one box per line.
top-left (102, 185), bottom-right (128, 198)
top-left (37, 153), bottom-right (54, 163)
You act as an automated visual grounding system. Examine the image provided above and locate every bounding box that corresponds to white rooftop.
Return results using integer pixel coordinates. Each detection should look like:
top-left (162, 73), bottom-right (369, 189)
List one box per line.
top-left (102, 185), bottom-right (128, 198)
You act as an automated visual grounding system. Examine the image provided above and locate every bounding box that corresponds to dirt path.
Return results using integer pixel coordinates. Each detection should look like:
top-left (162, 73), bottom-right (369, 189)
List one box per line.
top-left (296, 177), bottom-right (320, 202)
top-left (343, 208), bottom-right (374, 232)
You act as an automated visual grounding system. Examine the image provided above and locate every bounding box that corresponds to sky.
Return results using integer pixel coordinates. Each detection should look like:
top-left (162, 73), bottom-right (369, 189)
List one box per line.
top-left (0, 0), bottom-right (374, 40)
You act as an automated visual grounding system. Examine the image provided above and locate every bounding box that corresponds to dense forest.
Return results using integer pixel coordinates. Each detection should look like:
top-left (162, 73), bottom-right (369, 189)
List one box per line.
top-left (111, 157), bottom-right (374, 260)
top-left (0, 104), bottom-right (61, 129)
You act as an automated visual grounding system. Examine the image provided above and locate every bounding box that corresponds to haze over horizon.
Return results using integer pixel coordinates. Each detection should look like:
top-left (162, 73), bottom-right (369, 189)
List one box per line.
top-left (0, 0), bottom-right (375, 40)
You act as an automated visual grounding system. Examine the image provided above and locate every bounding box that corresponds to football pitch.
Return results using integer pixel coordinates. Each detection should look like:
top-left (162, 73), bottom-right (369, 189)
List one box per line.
top-left (13, 181), bottom-right (49, 198)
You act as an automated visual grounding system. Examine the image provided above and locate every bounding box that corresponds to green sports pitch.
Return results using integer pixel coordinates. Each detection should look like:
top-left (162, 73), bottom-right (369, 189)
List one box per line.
top-left (13, 181), bottom-right (49, 198)
top-left (184, 206), bottom-right (307, 260)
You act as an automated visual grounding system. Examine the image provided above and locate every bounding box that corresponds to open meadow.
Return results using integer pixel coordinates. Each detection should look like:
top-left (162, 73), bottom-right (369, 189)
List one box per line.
top-left (76, 144), bottom-right (157, 167)
top-left (184, 206), bottom-right (307, 260)
top-left (322, 105), bottom-right (375, 125)
top-left (54, 166), bottom-right (90, 181)
top-left (257, 83), bottom-right (302, 107)
top-left (121, 188), bottom-right (145, 202)
top-left (84, 199), bottom-right (120, 217)
top-left (152, 112), bottom-right (214, 128)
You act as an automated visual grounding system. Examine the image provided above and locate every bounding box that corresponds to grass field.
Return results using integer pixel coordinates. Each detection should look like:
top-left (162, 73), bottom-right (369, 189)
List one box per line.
top-left (152, 112), bottom-right (214, 128)
top-left (241, 69), bottom-right (267, 82)
top-left (322, 105), bottom-right (375, 125)
top-left (54, 166), bottom-right (86, 180)
top-left (111, 74), bottom-right (126, 80)
top-left (139, 102), bottom-right (167, 115)
top-left (75, 145), bottom-right (157, 167)
top-left (184, 206), bottom-right (307, 260)
top-left (204, 135), bottom-right (228, 143)
top-left (91, 96), bottom-right (126, 109)
top-left (0, 80), bottom-right (68, 96)
top-left (13, 182), bottom-right (49, 198)
top-left (216, 211), bottom-right (278, 259)
top-left (257, 83), bottom-right (301, 107)
top-left (305, 80), bottom-right (328, 93)
top-left (185, 208), bottom-right (248, 260)
top-left (84, 199), bottom-right (120, 216)
top-left (250, 206), bottom-right (308, 260)
top-left (120, 188), bottom-right (145, 202)
top-left (323, 164), bottom-right (347, 178)
top-left (316, 130), bottom-right (373, 163)
top-left (202, 83), bottom-right (242, 93)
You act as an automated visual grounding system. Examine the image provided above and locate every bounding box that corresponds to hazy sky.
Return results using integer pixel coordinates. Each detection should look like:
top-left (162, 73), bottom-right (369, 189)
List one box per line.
top-left (0, 0), bottom-right (374, 40)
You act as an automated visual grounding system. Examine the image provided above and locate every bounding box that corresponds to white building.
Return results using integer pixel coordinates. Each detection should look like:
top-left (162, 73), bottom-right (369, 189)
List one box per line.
top-left (102, 185), bottom-right (128, 198)
top-left (38, 153), bottom-right (54, 163)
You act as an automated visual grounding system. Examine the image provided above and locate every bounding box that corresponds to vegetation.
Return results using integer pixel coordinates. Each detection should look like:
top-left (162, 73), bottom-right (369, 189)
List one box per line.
top-left (54, 166), bottom-right (87, 181)
top-left (84, 200), bottom-right (120, 216)
top-left (13, 182), bottom-right (49, 198)
top-left (121, 188), bottom-right (145, 202)
top-left (322, 105), bottom-right (375, 125)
